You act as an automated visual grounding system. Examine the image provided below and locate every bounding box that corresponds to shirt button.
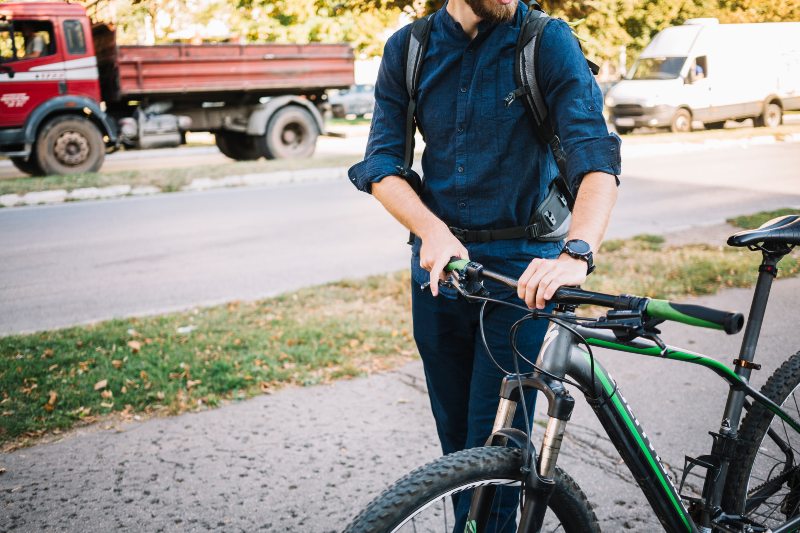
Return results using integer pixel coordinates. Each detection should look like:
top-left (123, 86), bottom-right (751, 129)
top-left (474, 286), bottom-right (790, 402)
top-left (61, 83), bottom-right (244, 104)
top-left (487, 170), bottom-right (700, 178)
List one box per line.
top-left (457, 125), bottom-right (464, 133)
top-left (457, 166), bottom-right (464, 173)
top-left (460, 87), bottom-right (467, 93)
top-left (459, 202), bottom-right (466, 208)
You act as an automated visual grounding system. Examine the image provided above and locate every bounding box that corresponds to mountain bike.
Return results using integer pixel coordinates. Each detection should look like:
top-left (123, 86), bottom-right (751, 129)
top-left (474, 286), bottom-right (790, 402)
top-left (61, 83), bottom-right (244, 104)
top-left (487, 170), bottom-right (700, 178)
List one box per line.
top-left (345, 214), bottom-right (800, 533)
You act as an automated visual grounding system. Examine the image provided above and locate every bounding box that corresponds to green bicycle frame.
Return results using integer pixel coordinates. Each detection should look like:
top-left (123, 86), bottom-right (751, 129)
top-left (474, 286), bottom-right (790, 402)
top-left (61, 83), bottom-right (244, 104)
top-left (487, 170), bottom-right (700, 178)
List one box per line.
top-left (530, 322), bottom-right (800, 533)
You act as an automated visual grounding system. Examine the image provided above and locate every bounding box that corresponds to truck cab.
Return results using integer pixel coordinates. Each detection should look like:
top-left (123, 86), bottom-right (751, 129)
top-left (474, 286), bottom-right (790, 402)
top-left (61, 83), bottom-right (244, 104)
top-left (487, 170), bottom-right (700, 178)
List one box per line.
top-left (0, 2), bottom-right (116, 175)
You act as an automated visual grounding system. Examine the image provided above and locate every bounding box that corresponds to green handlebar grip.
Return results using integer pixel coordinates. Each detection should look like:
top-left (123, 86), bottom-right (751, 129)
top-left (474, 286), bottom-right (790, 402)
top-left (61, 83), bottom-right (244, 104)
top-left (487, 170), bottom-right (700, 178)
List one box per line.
top-left (646, 299), bottom-right (744, 334)
top-left (445, 258), bottom-right (470, 272)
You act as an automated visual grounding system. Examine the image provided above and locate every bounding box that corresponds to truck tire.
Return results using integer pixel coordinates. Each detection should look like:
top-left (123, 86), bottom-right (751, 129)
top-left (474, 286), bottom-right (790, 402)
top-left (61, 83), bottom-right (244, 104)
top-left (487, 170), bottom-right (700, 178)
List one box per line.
top-left (670, 108), bottom-right (692, 133)
top-left (10, 155), bottom-right (44, 177)
top-left (35, 115), bottom-right (105, 175)
top-left (214, 131), bottom-right (262, 161)
top-left (261, 106), bottom-right (318, 160)
top-left (754, 101), bottom-right (782, 128)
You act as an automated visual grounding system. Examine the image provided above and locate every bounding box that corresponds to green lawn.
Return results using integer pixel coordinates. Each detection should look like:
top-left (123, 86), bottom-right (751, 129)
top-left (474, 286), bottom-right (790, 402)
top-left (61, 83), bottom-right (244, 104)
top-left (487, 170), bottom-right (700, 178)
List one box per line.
top-left (3, 228), bottom-right (797, 447)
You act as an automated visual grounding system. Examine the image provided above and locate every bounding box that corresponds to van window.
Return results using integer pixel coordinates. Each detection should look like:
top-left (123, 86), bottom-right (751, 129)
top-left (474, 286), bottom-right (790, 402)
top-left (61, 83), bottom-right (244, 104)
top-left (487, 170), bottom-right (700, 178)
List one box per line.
top-left (690, 56), bottom-right (707, 82)
top-left (0, 20), bottom-right (56, 62)
top-left (629, 57), bottom-right (686, 80)
top-left (63, 20), bottom-right (87, 55)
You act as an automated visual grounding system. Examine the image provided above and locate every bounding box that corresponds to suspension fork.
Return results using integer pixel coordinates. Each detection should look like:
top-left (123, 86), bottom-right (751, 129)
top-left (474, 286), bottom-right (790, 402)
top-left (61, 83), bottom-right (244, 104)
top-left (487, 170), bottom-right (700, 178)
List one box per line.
top-left (467, 322), bottom-right (577, 532)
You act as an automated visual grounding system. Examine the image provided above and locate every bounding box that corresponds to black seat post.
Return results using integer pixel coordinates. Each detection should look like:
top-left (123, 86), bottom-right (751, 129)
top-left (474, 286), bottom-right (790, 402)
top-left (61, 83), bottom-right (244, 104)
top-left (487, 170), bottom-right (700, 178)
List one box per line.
top-left (721, 249), bottom-right (783, 435)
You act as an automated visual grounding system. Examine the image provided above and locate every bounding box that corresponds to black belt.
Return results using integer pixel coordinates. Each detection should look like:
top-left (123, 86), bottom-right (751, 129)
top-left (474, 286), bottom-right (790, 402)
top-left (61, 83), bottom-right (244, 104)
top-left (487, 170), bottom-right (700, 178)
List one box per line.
top-left (449, 222), bottom-right (545, 243)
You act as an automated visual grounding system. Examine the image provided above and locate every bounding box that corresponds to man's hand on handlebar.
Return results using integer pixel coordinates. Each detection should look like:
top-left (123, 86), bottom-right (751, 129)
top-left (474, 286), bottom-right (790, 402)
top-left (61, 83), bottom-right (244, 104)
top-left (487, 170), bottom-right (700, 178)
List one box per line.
top-left (420, 223), bottom-right (469, 297)
top-left (517, 255), bottom-right (588, 310)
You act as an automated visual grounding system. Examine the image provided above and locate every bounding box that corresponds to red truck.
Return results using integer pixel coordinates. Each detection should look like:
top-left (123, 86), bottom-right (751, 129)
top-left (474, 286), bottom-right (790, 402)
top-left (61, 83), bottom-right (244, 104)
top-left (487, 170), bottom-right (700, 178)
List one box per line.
top-left (0, 2), bottom-right (355, 176)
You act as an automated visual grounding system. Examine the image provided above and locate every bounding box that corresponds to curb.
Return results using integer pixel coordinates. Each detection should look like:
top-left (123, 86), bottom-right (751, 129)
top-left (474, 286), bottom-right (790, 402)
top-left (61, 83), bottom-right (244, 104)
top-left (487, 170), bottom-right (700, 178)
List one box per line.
top-left (1, 132), bottom-right (798, 209)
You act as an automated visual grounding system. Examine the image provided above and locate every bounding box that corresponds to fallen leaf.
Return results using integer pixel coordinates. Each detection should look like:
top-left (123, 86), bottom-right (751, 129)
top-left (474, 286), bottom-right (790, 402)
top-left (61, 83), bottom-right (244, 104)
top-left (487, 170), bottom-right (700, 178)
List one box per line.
top-left (139, 370), bottom-right (149, 380)
top-left (43, 391), bottom-right (57, 411)
top-left (0, 467), bottom-right (6, 474)
top-left (101, 390), bottom-right (113, 399)
top-left (93, 379), bottom-right (108, 391)
top-left (111, 360), bottom-right (123, 369)
top-left (186, 379), bottom-right (202, 389)
top-left (42, 348), bottom-right (54, 359)
top-left (127, 341), bottom-right (142, 353)
top-left (259, 382), bottom-right (272, 393)
top-left (156, 391), bottom-right (165, 400)
top-left (120, 386), bottom-right (127, 394)
top-left (349, 339), bottom-right (360, 348)
top-left (48, 364), bottom-right (59, 372)
top-left (100, 401), bottom-right (114, 409)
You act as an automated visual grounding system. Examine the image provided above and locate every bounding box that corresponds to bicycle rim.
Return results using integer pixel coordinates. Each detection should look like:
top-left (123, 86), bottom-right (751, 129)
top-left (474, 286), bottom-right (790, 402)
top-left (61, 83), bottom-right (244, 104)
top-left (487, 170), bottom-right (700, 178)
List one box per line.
top-left (388, 478), bottom-right (565, 533)
top-left (742, 382), bottom-right (800, 526)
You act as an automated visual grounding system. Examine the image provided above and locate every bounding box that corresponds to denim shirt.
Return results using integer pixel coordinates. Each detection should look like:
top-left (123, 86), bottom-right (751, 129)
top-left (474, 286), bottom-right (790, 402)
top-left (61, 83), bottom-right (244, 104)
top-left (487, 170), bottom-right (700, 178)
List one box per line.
top-left (348, 2), bottom-right (621, 297)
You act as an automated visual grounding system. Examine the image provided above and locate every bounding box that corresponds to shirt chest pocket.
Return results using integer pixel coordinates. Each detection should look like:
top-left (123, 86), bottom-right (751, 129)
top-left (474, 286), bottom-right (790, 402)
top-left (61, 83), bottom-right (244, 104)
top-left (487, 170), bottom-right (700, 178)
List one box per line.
top-left (478, 60), bottom-right (526, 126)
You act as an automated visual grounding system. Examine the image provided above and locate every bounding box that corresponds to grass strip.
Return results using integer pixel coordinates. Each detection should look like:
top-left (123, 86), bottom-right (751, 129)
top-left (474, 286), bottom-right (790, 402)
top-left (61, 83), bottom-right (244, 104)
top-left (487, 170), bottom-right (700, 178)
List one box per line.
top-left (2, 238), bottom-right (798, 447)
top-left (727, 208), bottom-right (799, 230)
top-left (0, 153), bottom-right (362, 196)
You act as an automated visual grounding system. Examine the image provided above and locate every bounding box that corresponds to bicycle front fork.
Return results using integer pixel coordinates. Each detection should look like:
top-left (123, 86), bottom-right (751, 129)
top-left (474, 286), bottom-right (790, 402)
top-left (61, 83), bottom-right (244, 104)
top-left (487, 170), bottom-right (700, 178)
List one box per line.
top-left (468, 374), bottom-right (576, 532)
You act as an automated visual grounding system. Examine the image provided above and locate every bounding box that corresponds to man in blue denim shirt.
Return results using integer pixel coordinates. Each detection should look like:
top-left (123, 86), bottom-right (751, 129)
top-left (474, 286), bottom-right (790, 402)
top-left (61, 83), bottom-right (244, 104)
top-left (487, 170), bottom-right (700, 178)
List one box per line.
top-left (349, 0), bottom-right (621, 528)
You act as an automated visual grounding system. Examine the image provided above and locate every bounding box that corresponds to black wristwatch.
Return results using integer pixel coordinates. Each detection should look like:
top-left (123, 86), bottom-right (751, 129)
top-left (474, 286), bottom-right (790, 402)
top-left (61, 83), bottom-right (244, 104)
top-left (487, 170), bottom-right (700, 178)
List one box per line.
top-left (561, 239), bottom-right (595, 275)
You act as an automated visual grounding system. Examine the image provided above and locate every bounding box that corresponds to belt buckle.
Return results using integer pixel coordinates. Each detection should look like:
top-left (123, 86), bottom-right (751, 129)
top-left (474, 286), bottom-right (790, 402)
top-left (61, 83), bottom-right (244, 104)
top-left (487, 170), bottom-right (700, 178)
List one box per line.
top-left (449, 226), bottom-right (467, 242)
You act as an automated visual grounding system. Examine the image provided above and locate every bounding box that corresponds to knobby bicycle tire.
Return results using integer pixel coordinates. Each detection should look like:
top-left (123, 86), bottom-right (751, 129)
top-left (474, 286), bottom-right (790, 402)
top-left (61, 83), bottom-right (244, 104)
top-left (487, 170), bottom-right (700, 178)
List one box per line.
top-left (345, 446), bottom-right (600, 533)
top-left (723, 350), bottom-right (800, 528)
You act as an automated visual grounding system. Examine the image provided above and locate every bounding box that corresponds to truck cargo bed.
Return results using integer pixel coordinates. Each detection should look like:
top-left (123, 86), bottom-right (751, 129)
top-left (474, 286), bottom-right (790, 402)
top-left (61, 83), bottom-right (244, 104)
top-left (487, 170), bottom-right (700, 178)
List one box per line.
top-left (94, 24), bottom-right (354, 102)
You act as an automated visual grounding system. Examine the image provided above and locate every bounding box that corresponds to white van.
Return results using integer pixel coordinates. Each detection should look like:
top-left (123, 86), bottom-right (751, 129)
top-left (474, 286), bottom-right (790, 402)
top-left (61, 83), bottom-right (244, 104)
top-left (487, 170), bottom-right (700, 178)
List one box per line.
top-left (605, 19), bottom-right (800, 133)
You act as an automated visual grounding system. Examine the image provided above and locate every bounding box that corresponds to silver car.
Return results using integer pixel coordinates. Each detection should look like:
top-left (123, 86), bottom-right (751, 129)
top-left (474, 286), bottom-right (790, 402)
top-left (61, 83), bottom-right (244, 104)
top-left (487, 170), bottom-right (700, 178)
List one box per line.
top-left (328, 84), bottom-right (375, 118)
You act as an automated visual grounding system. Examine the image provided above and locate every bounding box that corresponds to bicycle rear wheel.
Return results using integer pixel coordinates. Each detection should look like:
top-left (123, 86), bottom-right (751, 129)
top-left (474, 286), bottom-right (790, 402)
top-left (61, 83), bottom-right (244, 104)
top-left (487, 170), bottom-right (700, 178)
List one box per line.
top-left (345, 446), bottom-right (599, 533)
top-left (723, 350), bottom-right (800, 528)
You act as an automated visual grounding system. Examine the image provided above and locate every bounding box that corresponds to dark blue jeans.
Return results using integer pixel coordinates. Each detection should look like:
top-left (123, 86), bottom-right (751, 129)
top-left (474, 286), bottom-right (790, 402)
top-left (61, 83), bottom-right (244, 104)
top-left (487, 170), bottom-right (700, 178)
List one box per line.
top-left (411, 281), bottom-right (549, 533)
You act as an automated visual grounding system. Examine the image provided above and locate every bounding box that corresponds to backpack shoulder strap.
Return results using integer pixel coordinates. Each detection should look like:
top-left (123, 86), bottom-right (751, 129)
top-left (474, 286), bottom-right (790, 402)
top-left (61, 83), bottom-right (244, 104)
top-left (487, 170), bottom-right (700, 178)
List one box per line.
top-left (514, 4), bottom-right (599, 209)
top-left (402, 14), bottom-right (434, 174)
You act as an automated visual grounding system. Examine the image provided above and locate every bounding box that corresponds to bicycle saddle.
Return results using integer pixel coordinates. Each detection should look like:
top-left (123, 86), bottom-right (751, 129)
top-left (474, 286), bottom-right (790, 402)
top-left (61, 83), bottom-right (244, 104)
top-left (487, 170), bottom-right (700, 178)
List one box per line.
top-left (727, 214), bottom-right (800, 248)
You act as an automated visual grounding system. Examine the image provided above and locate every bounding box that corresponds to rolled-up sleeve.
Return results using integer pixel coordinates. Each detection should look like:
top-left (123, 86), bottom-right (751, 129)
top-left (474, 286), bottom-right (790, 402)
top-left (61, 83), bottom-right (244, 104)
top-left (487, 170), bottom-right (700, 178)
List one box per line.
top-left (538, 19), bottom-right (621, 188)
top-left (348, 28), bottom-right (419, 194)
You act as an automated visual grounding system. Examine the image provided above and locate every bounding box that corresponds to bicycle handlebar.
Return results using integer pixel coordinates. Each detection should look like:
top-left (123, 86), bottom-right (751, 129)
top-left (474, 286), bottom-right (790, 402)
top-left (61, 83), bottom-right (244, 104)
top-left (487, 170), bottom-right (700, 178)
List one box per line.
top-left (444, 259), bottom-right (745, 335)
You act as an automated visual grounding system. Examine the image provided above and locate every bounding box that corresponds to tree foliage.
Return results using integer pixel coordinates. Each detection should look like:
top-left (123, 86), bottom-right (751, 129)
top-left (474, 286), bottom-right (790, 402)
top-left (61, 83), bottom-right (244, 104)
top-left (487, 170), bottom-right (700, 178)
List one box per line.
top-left (100, 0), bottom-right (799, 62)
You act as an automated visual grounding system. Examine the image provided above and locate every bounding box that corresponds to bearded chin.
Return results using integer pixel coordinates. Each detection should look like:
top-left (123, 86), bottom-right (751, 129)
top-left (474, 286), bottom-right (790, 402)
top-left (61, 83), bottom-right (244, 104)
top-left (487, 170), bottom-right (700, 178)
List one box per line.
top-left (464, 0), bottom-right (517, 24)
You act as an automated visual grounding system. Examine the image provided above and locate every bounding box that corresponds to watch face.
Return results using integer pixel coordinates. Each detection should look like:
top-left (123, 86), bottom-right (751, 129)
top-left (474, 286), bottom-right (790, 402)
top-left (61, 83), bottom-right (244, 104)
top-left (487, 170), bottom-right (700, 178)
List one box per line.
top-left (567, 239), bottom-right (591, 255)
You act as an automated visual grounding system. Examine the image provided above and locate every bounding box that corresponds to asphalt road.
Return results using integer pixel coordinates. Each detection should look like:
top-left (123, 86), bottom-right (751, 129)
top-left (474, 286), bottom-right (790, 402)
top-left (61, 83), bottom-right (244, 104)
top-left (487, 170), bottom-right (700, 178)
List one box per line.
top-left (3, 277), bottom-right (799, 532)
top-left (1, 142), bottom-right (799, 336)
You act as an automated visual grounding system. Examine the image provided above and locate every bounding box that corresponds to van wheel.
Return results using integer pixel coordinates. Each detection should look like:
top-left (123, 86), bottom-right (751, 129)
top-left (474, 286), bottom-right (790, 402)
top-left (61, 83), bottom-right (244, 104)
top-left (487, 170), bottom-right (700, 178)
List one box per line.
top-left (670, 109), bottom-right (692, 133)
top-left (704, 121), bottom-right (726, 130)
top-left (615, 127), bottom-right (634, 135)
top-left (35, 115), bottom-right (105, 175)
top-left (755, 102), bottom-right (782, 128)
top-left (10, 155), bottom-right (44, 176)
top-left (260, 106), bottom-right (318, 160)
top-left (214, 131), bottom-right (261, 161)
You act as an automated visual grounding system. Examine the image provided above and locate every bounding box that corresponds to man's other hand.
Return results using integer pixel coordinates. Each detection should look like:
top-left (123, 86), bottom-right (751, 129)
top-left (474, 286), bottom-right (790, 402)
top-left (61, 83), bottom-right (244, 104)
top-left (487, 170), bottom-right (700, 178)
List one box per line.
top-left (517, 255), bottom-right (588, 309)
top-left (420, 224), bottom-right (469, 297)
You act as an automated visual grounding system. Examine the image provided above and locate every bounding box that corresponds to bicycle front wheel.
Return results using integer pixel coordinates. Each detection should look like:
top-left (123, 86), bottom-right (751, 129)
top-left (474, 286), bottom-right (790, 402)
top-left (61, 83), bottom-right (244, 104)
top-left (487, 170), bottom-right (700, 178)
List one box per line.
top-left (723, 350), bottom-right (800, 528)
top-left (345, 446), bottom-right (600, 533)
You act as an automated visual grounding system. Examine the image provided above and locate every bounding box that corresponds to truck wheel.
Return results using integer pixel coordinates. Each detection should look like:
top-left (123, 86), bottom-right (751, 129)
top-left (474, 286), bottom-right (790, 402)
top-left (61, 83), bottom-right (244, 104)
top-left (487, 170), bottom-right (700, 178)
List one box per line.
top-left (754, 102), bottom-right (782, 128)
top-left (10, 155), bottom-right (44, 177)
top-left (261, 106), bottom-right (318, 160)
top-left (214, 131), bottom-right (261, 161)
top-left (670, 108), bottom-right (692, 133)
top-left (35, 115), bottom-right (105, 175)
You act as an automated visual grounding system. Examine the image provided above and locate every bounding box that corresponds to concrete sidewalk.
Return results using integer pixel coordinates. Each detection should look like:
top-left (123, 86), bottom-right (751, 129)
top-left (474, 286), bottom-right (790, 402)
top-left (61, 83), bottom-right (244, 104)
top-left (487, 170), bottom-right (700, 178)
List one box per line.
top-left (3, 275), bottom-right (800, 532)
